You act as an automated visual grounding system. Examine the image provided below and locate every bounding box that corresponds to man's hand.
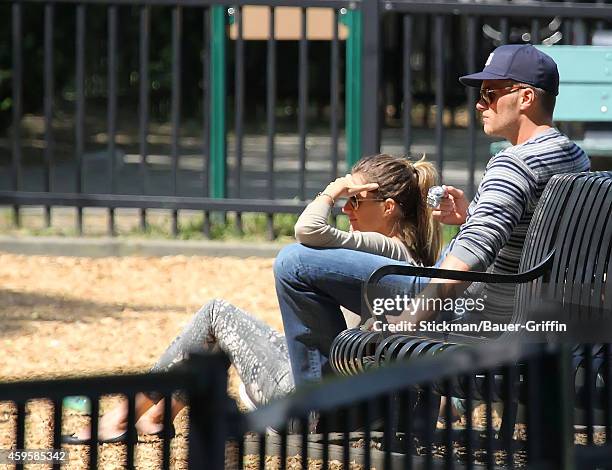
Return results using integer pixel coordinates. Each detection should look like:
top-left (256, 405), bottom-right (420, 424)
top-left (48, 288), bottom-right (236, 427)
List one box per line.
top-left (432, 185), bottom-right (469, 225)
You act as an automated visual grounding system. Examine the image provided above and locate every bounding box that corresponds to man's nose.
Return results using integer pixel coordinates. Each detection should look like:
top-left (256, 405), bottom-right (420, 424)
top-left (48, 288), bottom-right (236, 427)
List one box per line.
top-left (476, 99), bottom-right (487, 112)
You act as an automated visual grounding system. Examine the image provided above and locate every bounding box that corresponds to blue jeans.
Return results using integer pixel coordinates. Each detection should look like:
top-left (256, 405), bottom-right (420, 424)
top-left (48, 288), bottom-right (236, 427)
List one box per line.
top-left (273, 244), bottom-right (435, 386)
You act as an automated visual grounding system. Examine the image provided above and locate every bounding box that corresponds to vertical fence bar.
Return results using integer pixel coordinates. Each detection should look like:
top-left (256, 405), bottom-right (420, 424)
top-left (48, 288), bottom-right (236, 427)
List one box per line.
top-left (11, 2), bottom-right (22, 228)
top-left (605, 343), bottom-right (612, 442)
top-left (484, 371), bottom-right (494, 469)
top-left (16, 401), bottom-right (25, 460)
top-left (171, 5), bottom-right (182, 237)
top-left (541, 346), bottom-right (573, 470)
top-left (126, 394), bottom-right (136, 470)
top-left (525, 357), bottom-right (541, 467)
top-left (423, 385), bottom-right (433, 470)
top-left (500, 17), bottom-right (509, 45)
top-left (402, 14), bottom-right (413, 154)
top-left (500, 365), bottom-right (516, 468)
top-left (320, 412), bottom-right (329, 470)
top-left (562, 2), bottom-right (571, 45)
top-left (300, 413), bottom-right (309, 469)
top-left (162, 392), bottom-right (172, 469)
top-left (210, 5), bottom-right (227, 200)
top-left (330, 9), bottom-right (339, 182)
top-left (52, 398), bottom-right (62, 470)
top-left (363, 401), bottom-right (371, 470)
top-left (341, 408), bottom-right (350, 469)
top-left (383, 394), bottom-right (392, 470)
top-left (280, 427), bottom-right (287, 470)
top-left (443, 382), bottom-right (453, 470)
top-left (138, 5), bottom-right (150, 232)
top-left (584, 344), bottom-right (595, 445)
top-left (422, 16), bottom-right (432, 128)
top-left (400, 389), bottom-right (414, 470)
top-left (44, 3), bottom-right (54, 228)
top-left (596, 0), bottom-right (605, 30)
top-left (202, 7), bottom-right (210, 237)
top-left (466, 16), bottom-right (477, 199)
top-left (107, 5), bottom-right (118, 236)
top-left (89, 395), bottom-right (100, 469)
top-left (75, 4), bottom-right (85, 234)
top-left (573, 18), bottom-right (587, 45)
top-left (465, 375), bottom-right (474, 470)
top-left (188, 354), bottom-right (229, 470)
top-left (238, 434), bottom-right (245, 470)
top-left (344, 8), bottom-right (362, 167)
top-left (434, 15), bottom-right (444, 177)
top-left (531, 19), bottom-right (540, 44)
top-left (258, 433), bottom-right (265, 470)
top-left (361, 0), bottom-right (380, 156)
top-left (235, 6), bottom-right (244, 233)
top-left (266, 7), bottom-right (276, 240)
top-left (298, 7), bottom-right (308, 201)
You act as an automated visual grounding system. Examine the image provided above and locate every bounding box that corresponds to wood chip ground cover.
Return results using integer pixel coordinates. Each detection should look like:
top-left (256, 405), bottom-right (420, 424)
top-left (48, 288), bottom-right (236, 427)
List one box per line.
top-left (0, 253), bottom-right (281, 469)
top-left (0, 253), bottom-right (598, 469)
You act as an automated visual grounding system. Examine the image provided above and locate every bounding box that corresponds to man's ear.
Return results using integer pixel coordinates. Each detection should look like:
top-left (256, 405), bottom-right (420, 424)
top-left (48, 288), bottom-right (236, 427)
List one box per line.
top-left (519, 87), bottom-right (536, 110)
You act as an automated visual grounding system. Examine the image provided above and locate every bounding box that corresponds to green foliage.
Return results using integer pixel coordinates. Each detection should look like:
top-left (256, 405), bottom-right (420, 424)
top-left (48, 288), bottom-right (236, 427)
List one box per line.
top-left (0, 206), bottom-right (460, 250)
top-left (442, 224), bottom-right (460, 245)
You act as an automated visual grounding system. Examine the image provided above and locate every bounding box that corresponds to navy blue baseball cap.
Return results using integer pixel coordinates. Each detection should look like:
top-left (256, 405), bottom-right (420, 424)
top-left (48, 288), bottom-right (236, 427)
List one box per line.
top-left (459, 44), bottom-right (559, 96)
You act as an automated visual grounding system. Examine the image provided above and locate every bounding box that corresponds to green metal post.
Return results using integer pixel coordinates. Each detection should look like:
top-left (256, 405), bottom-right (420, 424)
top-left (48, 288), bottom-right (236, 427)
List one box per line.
top-left (210, 6), bottom-right (226, 198)
top-left (344, 9), bottom-right (362, 168)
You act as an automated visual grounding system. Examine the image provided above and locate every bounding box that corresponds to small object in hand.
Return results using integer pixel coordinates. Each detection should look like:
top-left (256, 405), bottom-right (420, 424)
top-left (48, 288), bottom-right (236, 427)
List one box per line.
top-left (426, 186), bottom-right (448, 209)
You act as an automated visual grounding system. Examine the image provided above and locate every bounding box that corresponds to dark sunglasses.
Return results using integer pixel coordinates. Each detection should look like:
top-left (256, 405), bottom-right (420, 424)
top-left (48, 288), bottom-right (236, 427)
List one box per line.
top-left (349, 195), bottom-right (386, 210)
top-left (479, 85), bottom-right (531, 106)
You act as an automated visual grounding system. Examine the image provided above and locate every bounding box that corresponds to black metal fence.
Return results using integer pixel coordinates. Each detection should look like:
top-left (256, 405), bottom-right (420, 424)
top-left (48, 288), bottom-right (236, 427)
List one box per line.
top-left (2, 340), bottom-right (611, 468)
top-left (1, 0), bottom-right (611, 238)
top-left (0, 353), bottom-right (235, 469)
top-left (238, 340), bottom-right (612, 470)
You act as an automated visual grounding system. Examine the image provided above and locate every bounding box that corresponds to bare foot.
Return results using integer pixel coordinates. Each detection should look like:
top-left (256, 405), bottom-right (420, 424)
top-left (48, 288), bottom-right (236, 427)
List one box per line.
top-left (134, 401), bottom-right (165, 435)
top-left (69, 400), bottom-right (166, 441)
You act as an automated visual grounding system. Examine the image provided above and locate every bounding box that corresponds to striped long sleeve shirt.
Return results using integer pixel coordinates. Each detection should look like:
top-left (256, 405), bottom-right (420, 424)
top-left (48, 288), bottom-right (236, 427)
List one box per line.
top-left (448, 127), bottom-right (590, 317)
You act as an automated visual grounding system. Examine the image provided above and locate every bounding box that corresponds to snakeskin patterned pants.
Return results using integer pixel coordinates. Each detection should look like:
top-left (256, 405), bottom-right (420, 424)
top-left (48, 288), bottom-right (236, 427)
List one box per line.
top-left (149, 298), bottom-right (294, 407)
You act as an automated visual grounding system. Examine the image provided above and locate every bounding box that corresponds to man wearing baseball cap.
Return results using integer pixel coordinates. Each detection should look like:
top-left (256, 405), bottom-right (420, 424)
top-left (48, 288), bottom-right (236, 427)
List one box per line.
top-left (423, 44), bottom-right (589, 319)
top-left (274, 44), bottom-right (590, 388)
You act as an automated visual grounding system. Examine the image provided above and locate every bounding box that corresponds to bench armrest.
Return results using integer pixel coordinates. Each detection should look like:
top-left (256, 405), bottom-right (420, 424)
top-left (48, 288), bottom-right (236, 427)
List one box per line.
top-left (362, 250), bottom-right (555, 322)
top-left (366, 249), bottom-right (555, 286)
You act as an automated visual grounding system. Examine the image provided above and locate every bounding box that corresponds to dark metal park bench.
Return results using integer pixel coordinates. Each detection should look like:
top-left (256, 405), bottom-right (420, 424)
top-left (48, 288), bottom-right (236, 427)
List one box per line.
top-left (330, 171), bottom-right (612, 447)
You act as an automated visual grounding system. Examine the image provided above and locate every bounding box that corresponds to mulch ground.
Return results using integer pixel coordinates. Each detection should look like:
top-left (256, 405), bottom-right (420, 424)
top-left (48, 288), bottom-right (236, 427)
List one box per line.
top-left (0, 253), bottom-right (283, 470)
top-left (0, 253), bottom-right (603, 469)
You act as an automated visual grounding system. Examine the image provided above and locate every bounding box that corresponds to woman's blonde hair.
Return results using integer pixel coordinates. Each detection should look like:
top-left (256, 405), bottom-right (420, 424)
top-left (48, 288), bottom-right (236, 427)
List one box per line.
top-left (351, 153), bottom-right (442, 266)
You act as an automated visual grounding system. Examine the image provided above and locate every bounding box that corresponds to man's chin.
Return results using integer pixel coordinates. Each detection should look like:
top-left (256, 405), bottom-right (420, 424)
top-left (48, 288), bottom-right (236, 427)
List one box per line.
top-left (483, 125), bottom-right (503, 139)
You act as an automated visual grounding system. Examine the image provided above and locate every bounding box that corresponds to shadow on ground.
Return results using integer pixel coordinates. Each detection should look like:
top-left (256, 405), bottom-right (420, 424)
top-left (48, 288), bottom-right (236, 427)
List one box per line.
top-left (0, 288), bottom-right (178, 337)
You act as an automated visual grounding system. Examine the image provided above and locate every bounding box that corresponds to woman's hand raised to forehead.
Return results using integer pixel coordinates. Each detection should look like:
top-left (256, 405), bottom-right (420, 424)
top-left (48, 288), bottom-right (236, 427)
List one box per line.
top-left (323, 174), bottom-right (379, 200)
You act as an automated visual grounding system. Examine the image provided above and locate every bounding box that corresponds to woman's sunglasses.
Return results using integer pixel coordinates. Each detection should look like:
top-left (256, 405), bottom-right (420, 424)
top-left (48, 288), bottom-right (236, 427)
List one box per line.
top-left (479, 85), bottom-right (531, 106)
top-left (349, 195), bottom-right (386, 210)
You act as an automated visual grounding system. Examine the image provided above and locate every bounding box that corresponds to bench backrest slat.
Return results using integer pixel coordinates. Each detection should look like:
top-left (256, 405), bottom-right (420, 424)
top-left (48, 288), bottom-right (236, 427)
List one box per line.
top-left (517, 172), bottom-right (612, 321)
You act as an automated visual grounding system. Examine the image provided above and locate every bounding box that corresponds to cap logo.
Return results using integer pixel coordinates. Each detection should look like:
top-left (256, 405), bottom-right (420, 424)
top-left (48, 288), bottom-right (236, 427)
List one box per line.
top-left (485, 53), bottom-right (494, 66)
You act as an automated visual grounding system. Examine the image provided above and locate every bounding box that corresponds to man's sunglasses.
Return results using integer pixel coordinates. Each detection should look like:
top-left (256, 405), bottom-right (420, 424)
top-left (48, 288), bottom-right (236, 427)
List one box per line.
top-left (349, 195), bottom-right (386, 210)
top-left (479, 85), bottom-right (531, 106)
